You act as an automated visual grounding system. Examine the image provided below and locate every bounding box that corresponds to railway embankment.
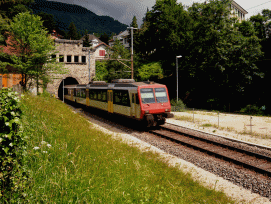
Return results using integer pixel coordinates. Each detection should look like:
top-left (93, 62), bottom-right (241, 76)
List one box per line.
top-left (171, 111), bottom-right (271, 147)
top-left (19, 93), bottom-right (236, 203)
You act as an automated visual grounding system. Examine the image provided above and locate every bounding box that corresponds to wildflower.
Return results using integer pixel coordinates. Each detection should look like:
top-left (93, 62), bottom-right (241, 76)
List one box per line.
top-left (9, 143), bottom-right (13, 147)
top-left (33, 147), bottom-right (40, 150)
top-left (47, 144), bottom-right (52, 148)
top-left (41, 141), bottom-right (47, 145)
top-left (42, 151), bottom-right (48, 153)
top-left (0, 138), bottom-right (2, 143)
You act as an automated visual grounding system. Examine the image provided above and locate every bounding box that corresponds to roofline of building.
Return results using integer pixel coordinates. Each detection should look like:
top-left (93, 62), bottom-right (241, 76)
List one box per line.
top-left (231, 0), bottom-right (248, 14)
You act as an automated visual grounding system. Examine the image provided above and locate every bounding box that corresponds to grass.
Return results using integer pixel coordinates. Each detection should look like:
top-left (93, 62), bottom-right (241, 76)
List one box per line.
top-left (20, 93), bottom-right (235, 203)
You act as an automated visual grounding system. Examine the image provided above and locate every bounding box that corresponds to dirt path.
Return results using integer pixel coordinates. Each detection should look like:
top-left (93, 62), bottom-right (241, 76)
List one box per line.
top-left (170, 111), bottom-right (271, 147)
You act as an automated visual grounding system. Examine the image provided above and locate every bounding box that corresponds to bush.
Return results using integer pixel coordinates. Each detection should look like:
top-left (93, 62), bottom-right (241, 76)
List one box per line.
top-left (0, 89), bottom-right (28, 203)
top-left (239, 104), bottom-right (264, 115)
top-left (170, 98), bottom-right (186, 112)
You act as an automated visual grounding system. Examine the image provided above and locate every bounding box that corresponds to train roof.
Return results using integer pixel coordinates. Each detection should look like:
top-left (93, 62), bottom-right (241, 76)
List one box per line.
top-left (64, 80), bottom-right (165, 89)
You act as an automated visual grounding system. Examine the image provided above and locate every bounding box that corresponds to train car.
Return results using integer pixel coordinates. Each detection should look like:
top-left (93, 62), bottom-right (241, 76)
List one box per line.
top-left (64, 79), bottom-right (173, 127)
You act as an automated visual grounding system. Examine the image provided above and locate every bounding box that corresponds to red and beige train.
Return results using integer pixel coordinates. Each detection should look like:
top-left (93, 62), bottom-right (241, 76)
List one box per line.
top-left (64, 79), bottom-right (173, 127)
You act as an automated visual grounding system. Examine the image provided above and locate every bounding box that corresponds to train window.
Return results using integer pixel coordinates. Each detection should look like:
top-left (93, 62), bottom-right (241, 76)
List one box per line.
top-left (81, 89), bottom-right (86, 98)
top-left (90, 89), bottom-right (98, 100)
top-left (154, 88), bottom-right (168, 103)
top-left (93, 91), bottom-right (97, 100)
top-left (98, 92), bottom-right (102, 100)
top-left (113, 90), bottom-right (130, 107)
top-left (140, 88), bottom-right (155, 104)
top-left (102, 91), bottom-right (107, 102)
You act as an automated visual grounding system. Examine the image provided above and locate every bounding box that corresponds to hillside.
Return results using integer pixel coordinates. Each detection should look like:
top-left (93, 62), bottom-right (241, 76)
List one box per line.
top-left (29, 0), bottom-right (128, 35)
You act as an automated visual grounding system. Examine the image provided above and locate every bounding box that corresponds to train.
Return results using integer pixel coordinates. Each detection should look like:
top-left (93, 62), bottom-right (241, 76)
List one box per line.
top-left (64, 79), bottom-right (173, 127)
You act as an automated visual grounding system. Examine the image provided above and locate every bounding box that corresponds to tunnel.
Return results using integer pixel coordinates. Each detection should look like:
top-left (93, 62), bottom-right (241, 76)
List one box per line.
top-left (58, 77), bottom-right (79, 100)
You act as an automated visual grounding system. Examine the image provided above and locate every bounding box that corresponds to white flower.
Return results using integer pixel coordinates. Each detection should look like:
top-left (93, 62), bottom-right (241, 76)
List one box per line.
top-left (9, 143), bottom-right (13, 147)
top-left (42, 151), bottom-right (48, 153)
top-left (41, 141), bottom-right (47, 145)
top-left (47, 144), bottom-right (52, 148)
top-left (0, 138), bottom-right (2, 143)
top-left (33, 146), bottom-right (40, 150)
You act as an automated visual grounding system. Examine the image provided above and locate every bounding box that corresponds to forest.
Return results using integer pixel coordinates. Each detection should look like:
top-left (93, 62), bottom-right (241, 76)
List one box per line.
top-left (99, 0), bottom-right (271, 114)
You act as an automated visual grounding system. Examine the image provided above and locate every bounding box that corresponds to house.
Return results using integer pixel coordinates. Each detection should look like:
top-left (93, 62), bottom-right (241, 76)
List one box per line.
top-left (51, 30), bottom-right (63, 39)
top-left (229, 0), bottom-right (248, 22)
top-left (80, 34), bottom-right (110, 60)
top-left (92, 42), bottom-right (110, 60)
top-left (109, 30), bottom-right (130, 49)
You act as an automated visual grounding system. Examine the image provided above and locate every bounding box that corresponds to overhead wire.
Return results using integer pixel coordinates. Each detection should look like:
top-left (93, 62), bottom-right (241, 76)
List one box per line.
top-left (246, 0), bottom-right (271, 10)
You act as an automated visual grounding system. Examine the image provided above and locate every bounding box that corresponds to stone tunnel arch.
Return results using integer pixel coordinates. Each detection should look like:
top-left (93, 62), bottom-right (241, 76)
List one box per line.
top-left (58, 77), bottom-right (79, 100)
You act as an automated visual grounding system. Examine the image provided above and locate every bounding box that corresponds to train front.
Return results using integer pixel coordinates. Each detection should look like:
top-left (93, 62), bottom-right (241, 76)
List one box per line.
top-left (138, 84), bottom-right (173, 127)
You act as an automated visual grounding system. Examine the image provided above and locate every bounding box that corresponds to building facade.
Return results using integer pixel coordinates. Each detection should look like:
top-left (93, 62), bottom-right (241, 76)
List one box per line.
top-left (46, 39), bottom-right (95, 98)
top-left (109, 30), bottom-right (130, 49)
top-left (230, 0), bottom-right (248, 22)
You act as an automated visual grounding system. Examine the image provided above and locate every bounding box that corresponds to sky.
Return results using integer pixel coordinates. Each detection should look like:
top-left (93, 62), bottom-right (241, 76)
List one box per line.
top-left (50, 0), bottom-right (271, 27)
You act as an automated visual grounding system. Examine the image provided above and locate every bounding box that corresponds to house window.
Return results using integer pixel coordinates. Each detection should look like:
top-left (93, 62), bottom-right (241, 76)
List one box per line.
top-left (99, 50), bottom-right (105, 56)
top-left (59, 55), bottom-right (64, 62)
top-left (82, 56), bottom-right (86, 63)
top-left (67, 55), bottom-right (71, 62)
top-left (74, 56), bottom-right (79, 63)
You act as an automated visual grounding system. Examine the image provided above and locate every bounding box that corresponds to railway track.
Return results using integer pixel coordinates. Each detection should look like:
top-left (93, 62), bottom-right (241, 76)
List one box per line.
top-left (149, 124), bottom-right (271, 177)
top-left (66, 102), bottom-right (271, 199)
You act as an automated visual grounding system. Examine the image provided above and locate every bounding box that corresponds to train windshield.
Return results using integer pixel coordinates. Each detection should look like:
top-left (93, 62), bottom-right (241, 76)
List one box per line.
top-left (140, 88), bottom-right (156, 104)
top-left (154, 88), bottom-right (168, 103)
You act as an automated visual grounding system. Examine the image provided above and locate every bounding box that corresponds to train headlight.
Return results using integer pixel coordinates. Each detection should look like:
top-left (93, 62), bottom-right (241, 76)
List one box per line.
top-left (165, 109), bottom-right (170, 112)
top-left (145, 110), bottom-right (149, 114)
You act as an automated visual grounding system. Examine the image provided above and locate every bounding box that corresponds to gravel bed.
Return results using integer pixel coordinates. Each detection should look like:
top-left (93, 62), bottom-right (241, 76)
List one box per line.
top-left (68, 103), bottom-right (271, 203)
top-left (166, 123), bottom-right (271, 158)
top-left (133, 129), bottom-right (271, 200)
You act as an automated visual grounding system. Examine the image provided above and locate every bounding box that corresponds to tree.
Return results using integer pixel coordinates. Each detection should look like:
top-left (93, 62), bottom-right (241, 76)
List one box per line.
top-left (138, 62), bottom-right (163, 81)
top-left (83, 30), bottom-right (91, 47)
top-left (136, 0), bottom-right (263, 110)
top-left (105, 39), bottom-right (131, 81)
top-left (36, 12), bottom-right (56, 33)
top-left (0, 0), bottom-right (33, 19)
top-left (184, 0), bottom-right (263, 109)
top-left (130, 16), bottom-right (138, 28)
top-left (0, 14), bottom-right (10, 69)
top-left (100, 32), bottom-right (109, 44)
top-left (67, 22), bottom-right (80, 40)
top-left (3, 12), bottom-right (66, 91)
top-left (94, 61), bottom-right (108, 81)
top-left (136, 0), bottom-right (191, 76)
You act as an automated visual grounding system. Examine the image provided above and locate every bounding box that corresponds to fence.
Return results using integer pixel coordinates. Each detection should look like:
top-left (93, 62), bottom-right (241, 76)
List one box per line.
top-left (171, 106), bottom-right (271, 136)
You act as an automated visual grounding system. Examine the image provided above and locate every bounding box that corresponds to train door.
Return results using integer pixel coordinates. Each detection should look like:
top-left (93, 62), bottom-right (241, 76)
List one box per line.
top-left (134, 93), bottom-right (141, 118)
top-left (71, 89), bottom-right (74, 101)
top-left (131, 93), bottom-right (136, 117)
top-left (107, 90), bottom-right (113, 113)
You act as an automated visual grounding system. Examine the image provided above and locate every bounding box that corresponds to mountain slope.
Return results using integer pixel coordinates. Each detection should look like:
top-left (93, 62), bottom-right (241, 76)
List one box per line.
top-left (29, 0), bottom-right (128, 35)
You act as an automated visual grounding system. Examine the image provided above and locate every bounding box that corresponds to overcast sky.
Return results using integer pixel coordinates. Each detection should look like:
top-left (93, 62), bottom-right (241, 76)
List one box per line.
top-left (51, 0), bottom-right (271, 27)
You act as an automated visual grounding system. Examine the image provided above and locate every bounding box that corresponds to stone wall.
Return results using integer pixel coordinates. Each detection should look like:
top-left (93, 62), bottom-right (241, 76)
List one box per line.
top-left (46, 39), bottom-right (95, 98)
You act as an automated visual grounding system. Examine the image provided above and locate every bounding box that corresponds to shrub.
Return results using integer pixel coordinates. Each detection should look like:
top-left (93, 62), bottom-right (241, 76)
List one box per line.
top-left (0, 88), bottom-right (28, 203)
top-left (170, 98), bottom-right (186, 112)
top-left (239, 104), bottom-right (264, 115)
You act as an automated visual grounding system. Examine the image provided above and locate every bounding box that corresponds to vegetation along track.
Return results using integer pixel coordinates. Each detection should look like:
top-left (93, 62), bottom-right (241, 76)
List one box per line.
top-left (150, 124), bottom-right (271, 177)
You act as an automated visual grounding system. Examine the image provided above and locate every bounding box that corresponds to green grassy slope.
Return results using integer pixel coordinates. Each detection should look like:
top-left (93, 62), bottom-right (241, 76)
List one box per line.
top-left (21, 93), bottom-right (235, 203)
